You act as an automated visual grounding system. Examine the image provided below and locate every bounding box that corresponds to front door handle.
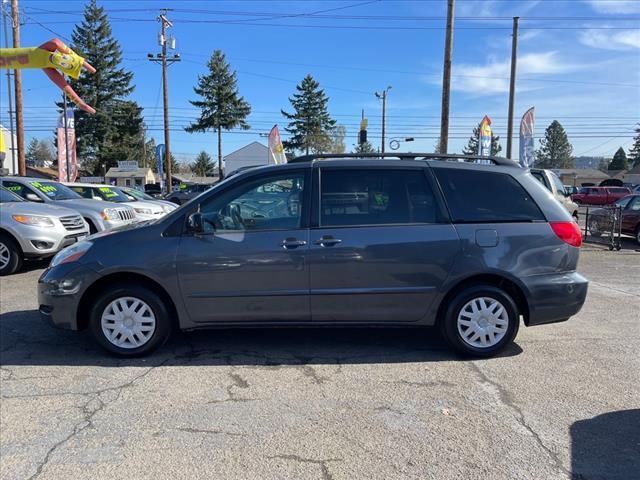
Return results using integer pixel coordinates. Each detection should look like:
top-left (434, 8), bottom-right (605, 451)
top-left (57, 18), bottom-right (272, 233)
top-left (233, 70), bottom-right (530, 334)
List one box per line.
top-left (313, 236), bottom-right (342, 247)
top-left (280, 238), bottom-right (307, 249)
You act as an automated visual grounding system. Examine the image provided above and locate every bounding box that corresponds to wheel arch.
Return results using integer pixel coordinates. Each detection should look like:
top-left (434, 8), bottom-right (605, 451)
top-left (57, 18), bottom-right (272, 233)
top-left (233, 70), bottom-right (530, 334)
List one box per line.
top-left (77, 271), bottom-right (180, 331)
top-left (436, 273), bottom-right (530, 326)
top-left (0, 228), bottom-right (24, 256)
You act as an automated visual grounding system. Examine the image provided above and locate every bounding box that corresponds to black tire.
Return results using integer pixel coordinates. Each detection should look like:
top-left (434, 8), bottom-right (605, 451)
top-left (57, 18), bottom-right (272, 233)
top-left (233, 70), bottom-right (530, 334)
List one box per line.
top-left (440, 285), bottom-right (519, 358)
top-left (89, 283), bottom-right (172, 357)
top-left (0, 233), bottom-right (23, 276)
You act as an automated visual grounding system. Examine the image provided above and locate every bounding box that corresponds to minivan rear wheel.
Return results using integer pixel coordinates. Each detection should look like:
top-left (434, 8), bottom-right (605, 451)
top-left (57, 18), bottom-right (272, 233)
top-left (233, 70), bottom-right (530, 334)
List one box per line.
top-left (441, 285), bottom-right (519, 357)
top-left (89, 283), bottom-right (172, 357)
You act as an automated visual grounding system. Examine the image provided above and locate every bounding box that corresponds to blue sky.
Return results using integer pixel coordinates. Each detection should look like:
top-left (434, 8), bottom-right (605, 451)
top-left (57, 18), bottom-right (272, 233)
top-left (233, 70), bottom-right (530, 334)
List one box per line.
top-left (3, 0), bottom-right (640, 165)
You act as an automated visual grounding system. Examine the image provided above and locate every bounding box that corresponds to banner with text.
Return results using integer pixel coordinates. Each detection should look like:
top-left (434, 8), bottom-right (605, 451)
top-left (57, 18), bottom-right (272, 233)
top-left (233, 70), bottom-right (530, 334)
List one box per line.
top-left (57, 109), bottom-right (77, 182)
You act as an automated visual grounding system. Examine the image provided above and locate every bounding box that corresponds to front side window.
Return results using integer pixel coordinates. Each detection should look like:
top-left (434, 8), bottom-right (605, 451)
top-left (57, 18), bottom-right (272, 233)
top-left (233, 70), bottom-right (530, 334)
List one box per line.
top-left (320, 169), bottom-right (438, 227)
top-left (434, 168), bottom-right (545, 223)
top-left (628, 197), bottom-right (640, 211)
top-left (614, 196), bottom-right (632, 209)
top-left (549, 172), bottom-right (565, 194)
top-left (0, 187), bottom-right (23, 202)
top-left (199, 172), bottom-right (305, 233)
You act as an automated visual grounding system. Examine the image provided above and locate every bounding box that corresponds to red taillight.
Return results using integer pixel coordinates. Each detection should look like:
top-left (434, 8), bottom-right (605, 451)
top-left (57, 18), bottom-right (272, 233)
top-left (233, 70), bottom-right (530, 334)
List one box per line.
top-left (550, 221), bottom-right (582, 247)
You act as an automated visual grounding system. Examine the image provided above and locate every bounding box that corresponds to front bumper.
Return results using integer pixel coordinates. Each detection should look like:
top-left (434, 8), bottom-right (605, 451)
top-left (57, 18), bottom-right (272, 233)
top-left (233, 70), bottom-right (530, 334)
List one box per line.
top-left (15, 225), bottom-right (90, 258)
top-left (38, 263), bottom-right (100, 330)
top-left (522, 271), bottom-right (589, 326)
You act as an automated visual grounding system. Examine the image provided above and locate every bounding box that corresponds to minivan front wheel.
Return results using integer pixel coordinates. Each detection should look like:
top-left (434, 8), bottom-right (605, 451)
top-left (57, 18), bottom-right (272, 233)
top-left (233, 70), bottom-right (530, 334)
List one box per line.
top-left (89, 284), bottom-right (171, 356)
top-left (441, 285), bottom-right (519, 357)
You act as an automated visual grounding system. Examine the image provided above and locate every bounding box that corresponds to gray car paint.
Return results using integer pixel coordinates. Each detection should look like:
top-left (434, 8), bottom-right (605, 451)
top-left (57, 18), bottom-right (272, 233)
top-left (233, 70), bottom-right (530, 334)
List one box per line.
top-left (38, 159), bottom-right (588, 332)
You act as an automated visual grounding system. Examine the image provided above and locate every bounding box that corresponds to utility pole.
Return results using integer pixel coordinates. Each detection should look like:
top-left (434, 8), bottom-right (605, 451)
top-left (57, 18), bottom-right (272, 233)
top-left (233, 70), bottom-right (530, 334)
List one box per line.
top-left (148, 9), bottom-right (180, 193)
top-left (375, 86), bottom-right (391, 153)
top-left (2, 0), bottom-right (16, 174)
top-left (439, 0), bottom-right (455, 155)
top-left (62, 93), bottom-right (71, 181)
top-left (11, 0), bottom-right (25, 175)
top-left (506, 16), bottom-right (519, 160)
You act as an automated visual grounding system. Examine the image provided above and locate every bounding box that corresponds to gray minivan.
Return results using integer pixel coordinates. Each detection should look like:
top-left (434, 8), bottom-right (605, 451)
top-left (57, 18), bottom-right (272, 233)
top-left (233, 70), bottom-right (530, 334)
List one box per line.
top-left (38, 154), bottom-right (588, 357)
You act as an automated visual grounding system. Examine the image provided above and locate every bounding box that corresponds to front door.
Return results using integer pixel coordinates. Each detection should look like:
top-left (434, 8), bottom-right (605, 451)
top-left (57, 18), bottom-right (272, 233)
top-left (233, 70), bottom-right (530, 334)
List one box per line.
top-left (308, 167), bottom-right (460, 323)
top-left (176, 169), bottom-right (311, 324)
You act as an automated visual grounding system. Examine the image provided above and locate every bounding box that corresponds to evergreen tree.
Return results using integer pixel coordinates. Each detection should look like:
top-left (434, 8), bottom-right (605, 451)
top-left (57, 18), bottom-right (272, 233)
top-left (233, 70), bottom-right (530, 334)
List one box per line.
top-left (535, 120), bottom-right (574, 169)
top-left (354, 141), bottom-right (376, 154)
top-left (609, 147), bottom-right (629, 170)
top-left (64, 0), bottom-right (143, 174)
top-left (628, 124), bottom-right (640, 168)
top-left (191, 151), bottom-right (215, 177)
top-left (281, 75), bottom-right (336, 155)
top-left (462, 124), bottom-right (502, 156)
top-left (25, 139), bottom-right (54, 167)
top-left (186, 50), bottom-right (251, 179)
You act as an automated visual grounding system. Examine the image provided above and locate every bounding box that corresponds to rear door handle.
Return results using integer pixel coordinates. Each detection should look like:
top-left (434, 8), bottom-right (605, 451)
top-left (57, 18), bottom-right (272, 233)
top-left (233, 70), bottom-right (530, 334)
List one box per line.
top-left (313, 236), bottom-right (342, 247)
top-left (280, 238), bottom-right (307, 249)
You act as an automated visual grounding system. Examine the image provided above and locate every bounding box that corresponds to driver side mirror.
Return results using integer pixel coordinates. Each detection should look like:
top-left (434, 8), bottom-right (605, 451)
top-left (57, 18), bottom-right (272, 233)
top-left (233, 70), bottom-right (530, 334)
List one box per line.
top-left (186, 212), bottom-right (206, 235)
top-left (25, 192), bottom-right (43, 202)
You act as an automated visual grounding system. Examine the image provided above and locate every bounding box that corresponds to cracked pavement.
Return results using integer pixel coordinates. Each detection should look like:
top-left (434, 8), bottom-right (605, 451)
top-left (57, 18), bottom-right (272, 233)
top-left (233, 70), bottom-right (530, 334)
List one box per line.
top-left (1, 248), bottom-right (639, 479)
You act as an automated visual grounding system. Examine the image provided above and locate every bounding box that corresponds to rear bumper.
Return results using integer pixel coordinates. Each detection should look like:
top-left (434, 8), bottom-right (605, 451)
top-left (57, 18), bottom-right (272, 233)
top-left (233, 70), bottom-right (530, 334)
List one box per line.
top-left (522, 271), bottom-right (588, 326)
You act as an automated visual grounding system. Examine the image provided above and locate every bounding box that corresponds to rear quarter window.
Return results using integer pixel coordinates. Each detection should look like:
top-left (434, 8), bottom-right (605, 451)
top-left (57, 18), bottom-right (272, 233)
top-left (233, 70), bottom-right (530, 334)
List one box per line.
top-left (434, 168), bottom-right (545, 223)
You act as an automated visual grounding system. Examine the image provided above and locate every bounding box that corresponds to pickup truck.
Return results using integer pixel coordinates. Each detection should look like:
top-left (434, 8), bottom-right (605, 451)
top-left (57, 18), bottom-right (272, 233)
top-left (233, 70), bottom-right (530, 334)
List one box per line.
top-left (571, 186), bottom-right (631, 205)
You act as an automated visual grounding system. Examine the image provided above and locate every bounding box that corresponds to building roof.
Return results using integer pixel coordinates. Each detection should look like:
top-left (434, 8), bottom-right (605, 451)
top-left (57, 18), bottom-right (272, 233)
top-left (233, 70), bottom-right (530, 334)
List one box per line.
top-left (172, 173), bottom-right (218, 184)
top-left (555, 168), bottom-right (611, 179)
top-left (626, 164), bottom-right (640, 174)
top-left (225, 141), bottom-right (268, 159)
top-left (105, 167), bottom-right (153, 178)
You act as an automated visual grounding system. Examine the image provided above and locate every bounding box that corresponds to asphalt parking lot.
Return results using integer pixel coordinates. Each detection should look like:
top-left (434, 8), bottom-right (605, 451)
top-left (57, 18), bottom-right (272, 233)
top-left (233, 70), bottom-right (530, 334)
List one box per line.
top-left (1, 245), bottom-right (639, 480)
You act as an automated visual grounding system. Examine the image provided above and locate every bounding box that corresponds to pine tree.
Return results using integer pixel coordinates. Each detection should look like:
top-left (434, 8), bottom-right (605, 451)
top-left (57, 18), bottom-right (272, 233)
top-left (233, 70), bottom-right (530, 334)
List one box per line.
top-left (535, 120), bottom-right (574, 169)
top-left (281, 75), bottom-right (336, 155)
top-left (462, 124), bottom-right (502, 156)
top-left (66, 0), bottom-right (143, 174)
top-left (186, 50), bottom-right (251, 179)
top-left (354, 141), bottom-right (376, 154)
top-left (191, 151), bottom-right (215, 177)
top-left (628, 124), bottom-right (640, 168)
top-left (609, 147), bottom-right (629, 170)
top-left (25, 139), bottom-right (54, 167)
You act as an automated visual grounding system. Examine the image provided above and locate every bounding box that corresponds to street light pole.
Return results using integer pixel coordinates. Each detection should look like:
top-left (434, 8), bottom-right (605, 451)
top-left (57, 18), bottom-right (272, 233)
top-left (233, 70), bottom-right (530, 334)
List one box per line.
top-left (375, 86), bottom-right (391, 153)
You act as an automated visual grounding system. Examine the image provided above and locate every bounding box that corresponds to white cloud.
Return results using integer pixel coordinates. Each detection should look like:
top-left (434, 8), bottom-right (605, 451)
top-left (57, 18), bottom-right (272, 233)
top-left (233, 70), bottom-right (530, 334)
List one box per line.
top-left (442, 52), bottom-right (579, 94)
top-left (579, 29), bottom-right (640, 50)
top-left (585, 1), bottom-right (640, 14)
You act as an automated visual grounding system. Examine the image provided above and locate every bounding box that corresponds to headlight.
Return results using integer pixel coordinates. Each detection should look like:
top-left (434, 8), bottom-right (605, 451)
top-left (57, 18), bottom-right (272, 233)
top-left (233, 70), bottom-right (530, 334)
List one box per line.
top-left (162, 204), bottom-right (177, 213)
top-left (12, 215), bottom-right (55, 227)
top-left (134, 207), bottom-right (153, 215)
top-left (51, 241), bottom-right (93, 267)
top-left (100, 208), bottom-right (120, 221)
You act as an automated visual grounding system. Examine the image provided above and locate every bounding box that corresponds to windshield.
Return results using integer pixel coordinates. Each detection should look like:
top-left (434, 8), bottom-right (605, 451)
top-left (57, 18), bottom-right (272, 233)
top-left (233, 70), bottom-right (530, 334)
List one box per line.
top-left (94, 186), bottom-right (131, 202)
top-left (0, 187), bottom-right (23, 203)
top-left (29, 181), bottom-right (81, 200)
top-left (615, 196), bottom-right (632, 209)
top-left (123, 188), bottom-right (155, 201)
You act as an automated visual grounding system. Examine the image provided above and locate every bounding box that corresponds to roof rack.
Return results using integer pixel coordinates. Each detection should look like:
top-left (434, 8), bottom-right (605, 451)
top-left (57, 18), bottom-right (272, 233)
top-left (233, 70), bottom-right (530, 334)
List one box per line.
top-left (288, 152), bottom-right (519, 167)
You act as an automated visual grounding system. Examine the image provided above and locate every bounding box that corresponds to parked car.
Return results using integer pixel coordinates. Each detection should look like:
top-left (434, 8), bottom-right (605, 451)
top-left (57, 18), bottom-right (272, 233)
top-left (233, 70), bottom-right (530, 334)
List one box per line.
top-left (164, 183), bottom-right (211, 205)
top-left (118, 187), bottom-right (178, 215)
top-left (64, 183), bottom-right (172, 222)
top-left (530, 168), bottom-right (579, 221)
top-left (571, 186), bottom-right (631, 205)
top-left (587, 194), bottom-right (640, 244)
top-left (144, 183), bottom-right (163, 198)
top-left (0, 177), bottom-right (137, 233)
top-left (39, 153), bottom-right (588, 358)
top-left (0, 186), bottom-right (89, 275)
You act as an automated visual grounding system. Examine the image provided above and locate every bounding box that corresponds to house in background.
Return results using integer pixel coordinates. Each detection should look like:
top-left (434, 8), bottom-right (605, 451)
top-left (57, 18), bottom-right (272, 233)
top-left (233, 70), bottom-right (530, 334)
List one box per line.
top-left (223, 142), bottom-right (270, 175)
top-left (105, 161), bottom-right (156, 187)
top-left (555, 168), bottom-right (612, 187)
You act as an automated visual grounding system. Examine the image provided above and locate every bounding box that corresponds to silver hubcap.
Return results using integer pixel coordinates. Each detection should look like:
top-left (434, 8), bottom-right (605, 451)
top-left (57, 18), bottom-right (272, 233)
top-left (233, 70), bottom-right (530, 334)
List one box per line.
top-left (0, 243), bottom-right (10, 270)
top-left (101, 297), bottom-right (156, 349)
top-left (457, 297), bottom-right (509, 349)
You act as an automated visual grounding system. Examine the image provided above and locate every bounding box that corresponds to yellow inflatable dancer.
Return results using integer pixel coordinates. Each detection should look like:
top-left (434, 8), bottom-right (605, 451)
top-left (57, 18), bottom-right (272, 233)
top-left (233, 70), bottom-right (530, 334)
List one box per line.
top-left (0, 38), bottom-right (96, 114)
